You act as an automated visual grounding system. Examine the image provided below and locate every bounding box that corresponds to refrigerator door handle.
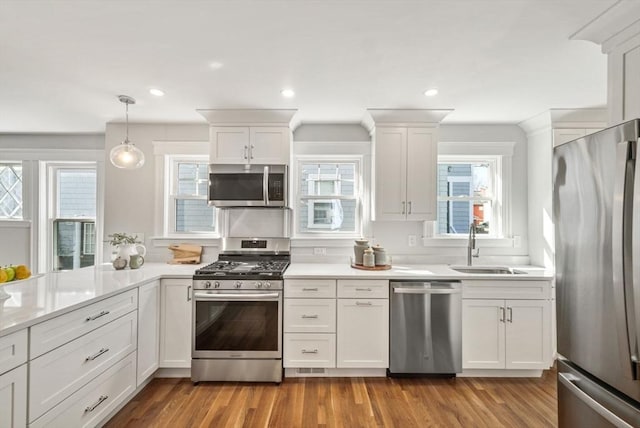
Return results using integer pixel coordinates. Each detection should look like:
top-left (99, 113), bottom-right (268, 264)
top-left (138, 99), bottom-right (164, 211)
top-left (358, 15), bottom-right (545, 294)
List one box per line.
top-left (558, 373), bottom-right (634, 428)
top-left (613, 140), bottom-right (638, 379)
top-left (633, 139), bottom-right (640, 368)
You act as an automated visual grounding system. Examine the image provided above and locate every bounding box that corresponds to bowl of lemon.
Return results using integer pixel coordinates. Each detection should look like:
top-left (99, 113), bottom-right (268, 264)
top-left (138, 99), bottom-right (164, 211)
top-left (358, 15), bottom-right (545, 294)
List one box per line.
top-left (0, 265), bottom-right (31, 284)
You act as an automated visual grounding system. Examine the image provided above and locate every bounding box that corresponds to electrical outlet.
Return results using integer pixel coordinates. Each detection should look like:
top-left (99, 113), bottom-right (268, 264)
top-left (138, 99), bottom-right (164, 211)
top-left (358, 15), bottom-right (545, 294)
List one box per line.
top-left (408, 235), bottom-right (417, 247)
top-left (513, 235), bottom-right (522, 248)
top-left (313, 247), bottom-right (327, 256)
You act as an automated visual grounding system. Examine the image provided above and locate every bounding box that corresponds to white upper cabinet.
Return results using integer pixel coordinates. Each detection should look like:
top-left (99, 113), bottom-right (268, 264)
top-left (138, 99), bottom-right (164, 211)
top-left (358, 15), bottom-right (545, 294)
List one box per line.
top-left (367, 109), bottom-right (451, 222)
top-left (198, 109), bottom-right (297, 165)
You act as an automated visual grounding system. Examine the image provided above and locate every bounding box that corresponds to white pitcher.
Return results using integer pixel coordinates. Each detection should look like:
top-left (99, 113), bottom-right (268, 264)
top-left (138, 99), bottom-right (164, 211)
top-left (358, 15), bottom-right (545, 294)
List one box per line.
top-left (116, 243), bottom-right (147, 260)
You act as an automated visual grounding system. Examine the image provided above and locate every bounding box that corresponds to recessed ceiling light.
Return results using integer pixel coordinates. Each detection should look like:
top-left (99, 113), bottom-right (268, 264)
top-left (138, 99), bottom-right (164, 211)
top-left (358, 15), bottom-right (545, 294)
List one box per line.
top-left (209, 61), bottom-right (224, 70)
top-left (149, 88), bottom-right (165, 97)
top-left (424, 88), bottom-right (439, 97)
top-left (281, 88), bottom-right (295, 98)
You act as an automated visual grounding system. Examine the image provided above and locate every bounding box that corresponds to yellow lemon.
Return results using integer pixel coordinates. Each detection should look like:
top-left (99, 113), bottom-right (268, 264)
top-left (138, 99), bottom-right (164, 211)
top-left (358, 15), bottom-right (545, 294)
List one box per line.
top-left (15, 265), bottom-right (30, 280)
top-left (0, 269), bottom-right (7, 283)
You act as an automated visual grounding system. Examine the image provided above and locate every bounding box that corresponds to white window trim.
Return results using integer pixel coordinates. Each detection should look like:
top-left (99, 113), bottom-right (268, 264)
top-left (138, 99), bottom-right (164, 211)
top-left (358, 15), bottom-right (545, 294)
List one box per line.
top-left (0, 162), bottom-right (24, 220)
top-left (423, 141), bottom-right (515, 247)
top-left (165, 154), bottom-right (217, 237)
top-left (293, 155), bottom-right (363, 238)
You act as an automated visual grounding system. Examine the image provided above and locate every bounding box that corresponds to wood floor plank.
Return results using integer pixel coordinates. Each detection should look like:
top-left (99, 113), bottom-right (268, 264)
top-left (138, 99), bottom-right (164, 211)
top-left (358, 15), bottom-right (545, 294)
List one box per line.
top-left (106, 368), bottom-right (558, 428)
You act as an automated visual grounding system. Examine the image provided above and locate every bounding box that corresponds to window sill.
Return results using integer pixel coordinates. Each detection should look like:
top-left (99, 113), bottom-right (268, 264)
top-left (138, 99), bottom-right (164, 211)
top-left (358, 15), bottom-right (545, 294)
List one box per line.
top-left (150, 235), bottom-right (221, 248)
top-left (422, 237), bottom-right (514, 248)
top-left (0, 219), bottom-right (31, 228)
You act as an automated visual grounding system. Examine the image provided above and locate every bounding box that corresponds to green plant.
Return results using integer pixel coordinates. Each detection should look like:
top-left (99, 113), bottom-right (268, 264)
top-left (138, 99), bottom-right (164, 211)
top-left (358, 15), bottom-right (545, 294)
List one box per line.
top-left (107, 232), bottom-right (141, 246)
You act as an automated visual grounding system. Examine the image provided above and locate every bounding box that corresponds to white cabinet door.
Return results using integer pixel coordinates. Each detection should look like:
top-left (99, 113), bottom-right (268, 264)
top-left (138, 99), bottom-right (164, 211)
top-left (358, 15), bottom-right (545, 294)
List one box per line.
top-left (374, 127), bottom-right (407, 221)
top-left (249, 127), bottom-right (290, 164)
top-left (0, 364), bottom-right (26, 428)
top-left (137, 280), bottom-right (160, 386)
top-left (406, 128), bottom-right (437, 221)
top-left (462, 299), bottom-right (505, 369)
top-left (505, 299), bottom-right (550, 370)
top-left (159, 279), bottom-right (192, 368)
top-left (209, 126), bottom-right (250, 164)
top-left (336, 299), bottom-right (389, 368)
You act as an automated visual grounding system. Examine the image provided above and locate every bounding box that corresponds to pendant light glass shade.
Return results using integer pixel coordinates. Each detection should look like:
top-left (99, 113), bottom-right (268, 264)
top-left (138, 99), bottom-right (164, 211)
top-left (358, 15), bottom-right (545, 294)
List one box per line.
top-left (110, 95), bottom-right (145, 169)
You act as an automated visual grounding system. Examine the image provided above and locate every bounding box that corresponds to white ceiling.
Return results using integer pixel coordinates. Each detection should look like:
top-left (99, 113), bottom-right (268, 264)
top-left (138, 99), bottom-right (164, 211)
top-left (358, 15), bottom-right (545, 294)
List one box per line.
top-left (0, 0), bottom-right (615, 133)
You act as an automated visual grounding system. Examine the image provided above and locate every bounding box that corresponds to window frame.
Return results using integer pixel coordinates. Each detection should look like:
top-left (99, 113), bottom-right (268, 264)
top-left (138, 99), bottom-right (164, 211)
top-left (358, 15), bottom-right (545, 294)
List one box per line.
top-left (165, 155), bottom-right (217, 237)
top-left (0, 161), bottom-right (24, 220)
top-left (294, 155), bottom-right (363, 238)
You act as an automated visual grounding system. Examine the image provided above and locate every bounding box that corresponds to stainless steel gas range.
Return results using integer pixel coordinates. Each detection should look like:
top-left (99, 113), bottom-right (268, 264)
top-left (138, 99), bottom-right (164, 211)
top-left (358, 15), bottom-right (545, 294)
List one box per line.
top-left (191, 237), bottom-right (290, 383)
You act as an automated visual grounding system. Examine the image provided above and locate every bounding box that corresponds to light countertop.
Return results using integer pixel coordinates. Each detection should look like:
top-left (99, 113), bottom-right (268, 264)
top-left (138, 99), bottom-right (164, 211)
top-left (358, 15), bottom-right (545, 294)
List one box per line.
top-left (0, 263), bottom-right (200, 337)
top-left (0, 261), bottom-right (553, 338)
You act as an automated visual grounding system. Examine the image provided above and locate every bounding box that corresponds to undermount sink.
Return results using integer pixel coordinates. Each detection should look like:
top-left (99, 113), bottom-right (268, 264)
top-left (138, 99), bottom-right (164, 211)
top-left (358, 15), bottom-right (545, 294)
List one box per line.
top-left (450, 266), bottom-right (527, 275)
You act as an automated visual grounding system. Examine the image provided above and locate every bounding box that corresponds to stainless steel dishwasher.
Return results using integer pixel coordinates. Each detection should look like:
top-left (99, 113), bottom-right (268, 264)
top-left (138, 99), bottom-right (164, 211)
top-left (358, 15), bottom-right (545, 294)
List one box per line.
top-left (389, 281), bottom-right (462, 376)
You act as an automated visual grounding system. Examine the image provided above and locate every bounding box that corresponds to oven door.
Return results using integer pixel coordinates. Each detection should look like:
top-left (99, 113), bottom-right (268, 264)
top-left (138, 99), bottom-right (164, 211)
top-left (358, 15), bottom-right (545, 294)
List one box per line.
top-left (192, 289), bottom-right (282, 359)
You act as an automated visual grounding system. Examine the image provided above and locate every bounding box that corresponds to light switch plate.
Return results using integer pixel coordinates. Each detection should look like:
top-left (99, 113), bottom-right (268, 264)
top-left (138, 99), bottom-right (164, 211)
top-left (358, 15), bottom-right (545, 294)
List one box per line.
top-left (408, 235), bottom-right (417, 247)
top-left (313, 247), bottom-right (326, 256)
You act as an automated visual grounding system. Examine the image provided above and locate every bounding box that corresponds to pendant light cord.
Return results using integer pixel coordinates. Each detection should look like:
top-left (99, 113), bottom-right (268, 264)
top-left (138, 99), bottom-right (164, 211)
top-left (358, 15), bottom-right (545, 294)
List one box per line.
top-left (125, 100), bottom-right (130, 143)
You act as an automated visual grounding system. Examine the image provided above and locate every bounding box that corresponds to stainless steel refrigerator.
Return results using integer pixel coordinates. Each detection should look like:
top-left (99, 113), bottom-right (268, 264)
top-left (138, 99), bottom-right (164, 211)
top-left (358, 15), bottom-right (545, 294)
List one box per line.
top-left (554, 119), bottom-right (640, 427)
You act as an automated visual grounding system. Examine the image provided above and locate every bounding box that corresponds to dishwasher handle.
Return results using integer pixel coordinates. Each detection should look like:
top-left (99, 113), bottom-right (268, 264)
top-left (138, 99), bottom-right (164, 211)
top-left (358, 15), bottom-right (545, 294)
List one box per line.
top-left (393, 285), bottom-right (461, 295)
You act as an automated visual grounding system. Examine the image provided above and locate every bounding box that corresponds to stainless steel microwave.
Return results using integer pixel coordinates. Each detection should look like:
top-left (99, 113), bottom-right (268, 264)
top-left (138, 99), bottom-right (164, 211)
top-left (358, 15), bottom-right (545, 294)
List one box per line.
top-left (208, 164), bottom-right (287, 207)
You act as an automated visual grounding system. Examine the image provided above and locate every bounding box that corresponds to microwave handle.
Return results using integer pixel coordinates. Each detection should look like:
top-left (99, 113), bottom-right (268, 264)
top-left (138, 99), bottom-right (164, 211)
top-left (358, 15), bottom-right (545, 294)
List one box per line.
top-left (263, 165), bottom-right (270, 205)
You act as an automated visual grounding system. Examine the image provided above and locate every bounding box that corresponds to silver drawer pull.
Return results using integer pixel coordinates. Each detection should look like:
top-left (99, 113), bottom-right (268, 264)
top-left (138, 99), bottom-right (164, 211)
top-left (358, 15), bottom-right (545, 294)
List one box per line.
top-left (85, 310), bottom-right (110, 322)
top-left (85, 395), bottom-right (108, 413)
top-left (355, 288), bottom-right (372, 291)
top-left (302, 288), bottom-right (319, 291)
top-left (356, 301), bottom-right (372, 306)
top-left (301, 314), bottom-right (319, 319)
top-left (302, 349), bottom-right (319, 354)
top-left (85, 347), bottom-right (110, 362)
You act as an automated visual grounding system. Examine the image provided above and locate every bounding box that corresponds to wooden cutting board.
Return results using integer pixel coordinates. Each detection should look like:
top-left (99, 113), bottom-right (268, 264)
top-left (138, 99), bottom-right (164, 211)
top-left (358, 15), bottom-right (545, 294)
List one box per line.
top-left (168, 244), bottom-right (203, 264)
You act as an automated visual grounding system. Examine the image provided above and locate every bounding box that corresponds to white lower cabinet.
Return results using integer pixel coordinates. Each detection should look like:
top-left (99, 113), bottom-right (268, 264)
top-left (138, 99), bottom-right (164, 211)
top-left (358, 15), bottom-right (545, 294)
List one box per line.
top-left (159, 279), bottom-right (192, 368)
top-left (0, 364), bottom-right (27, 428)
top-left (336, 299), bottom-right (389, 368)
top-left (137, 280), bottom-right (160, 386)
top-left (29, 352), bottom-right (137, 428)
top-left (462, 298), bottom-right (550, 370)
top-left (29, 311), bottom-right (138, 422)
top-left (284, 334), bottom-right (336, 368)
top-left (283, 299), bottom-right (336, 333)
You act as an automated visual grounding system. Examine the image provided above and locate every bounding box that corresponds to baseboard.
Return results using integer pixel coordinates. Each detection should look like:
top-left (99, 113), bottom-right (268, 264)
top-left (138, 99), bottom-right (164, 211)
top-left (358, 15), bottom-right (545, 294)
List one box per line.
top-left (458, 369), bottom-right (543, 378)
top-left (155, 367), bottom-right (191, 378)
top-left (285, 368), bottom-right (387, 378)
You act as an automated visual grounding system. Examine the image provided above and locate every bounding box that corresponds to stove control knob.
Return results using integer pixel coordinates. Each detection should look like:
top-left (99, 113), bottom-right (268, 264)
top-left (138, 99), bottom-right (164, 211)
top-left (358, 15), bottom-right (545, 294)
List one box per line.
top-left (265, 282), bottom-right (271, 289)
top-left (214, 281), bottom-right (220, 288)
top-left (235, 281), bottom-right (242, 289)
top-left (256, 282), bottom-right (263, 288)
top-left (204, 281), bottom-right (211, 289)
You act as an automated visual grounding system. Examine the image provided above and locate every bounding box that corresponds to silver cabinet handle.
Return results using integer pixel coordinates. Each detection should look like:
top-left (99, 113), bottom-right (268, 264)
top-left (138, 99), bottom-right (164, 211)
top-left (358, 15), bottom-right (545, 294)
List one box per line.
top-left (85, 310), bottom-right (110, 322)
top-left (302, 349), bottom-right (318, 354)
top-left (302, 288), bottom-right (319, 291)
top-left (301, 314), bottom-right (319, 319)
top-left (187, 285), bottom-right (192, 302)
top-left (85, 395), bottom-right (109, 413)
top-left (401, 201), bottom-right (406, 214)
top-left (250, 145), bottom-right (255, 159)
top-left (558, 373), bottom-right (633, 428)
top-left (356, 301), bottom-right (372, 306)
top-left (355, 287), bottom-right (372, 291)
top-left (85, 347), bottom-right (109, 362)
top-left (243, 145), bottom-right (248, 159)
top-left (499, 307), bottom-right (505, 322)
top-left (408, 201), bottom-right (412, 214)
top-left (507, 307), bottom-right (513, 323)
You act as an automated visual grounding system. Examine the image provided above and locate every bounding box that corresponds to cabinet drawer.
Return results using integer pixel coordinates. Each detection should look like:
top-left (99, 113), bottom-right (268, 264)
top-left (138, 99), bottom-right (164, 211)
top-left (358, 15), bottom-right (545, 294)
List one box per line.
top-left (29, 352), bottom-right (136, 428)
top-left (0, 329), bottom-right (27, 375)
top-left (283, 333), bottom-right (335, 368)
top-left (462, 280), bottom-right (551, 300)
top-left (284, 299), bottom-right (336, 333)
top-left (29, 311), bottom-right (138, 422)
top-left (285, 279), bottom-right (336, 298)
top-left (337, 280), bottom-right (388, 299)
top-left (30, 289), bottom-right (138, 358)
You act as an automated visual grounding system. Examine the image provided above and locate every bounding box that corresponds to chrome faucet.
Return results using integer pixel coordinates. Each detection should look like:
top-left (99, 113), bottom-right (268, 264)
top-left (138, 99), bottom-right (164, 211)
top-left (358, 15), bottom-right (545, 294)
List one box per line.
top-left (467, 222), bottom-right (480, 266)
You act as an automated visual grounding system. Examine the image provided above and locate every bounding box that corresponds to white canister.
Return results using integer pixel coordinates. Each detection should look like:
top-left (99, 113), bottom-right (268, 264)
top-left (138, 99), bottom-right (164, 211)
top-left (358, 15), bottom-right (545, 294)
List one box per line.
top-left (363, 248), bottom-right (375, 267)
top-left (353, 239), bottom-right (369, 265)
top-left (372, 245), bottom-right (388, 266)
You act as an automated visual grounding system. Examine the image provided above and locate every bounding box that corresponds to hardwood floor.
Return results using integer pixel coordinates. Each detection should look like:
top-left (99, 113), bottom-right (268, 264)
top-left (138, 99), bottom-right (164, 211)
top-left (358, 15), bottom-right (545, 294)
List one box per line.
top-left (106, 369), bottom-right (557, 427)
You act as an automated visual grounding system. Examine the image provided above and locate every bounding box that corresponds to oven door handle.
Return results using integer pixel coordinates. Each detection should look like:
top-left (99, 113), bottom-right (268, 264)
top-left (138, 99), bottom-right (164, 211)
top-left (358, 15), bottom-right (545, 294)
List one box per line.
top-left (194, 292), bottom-right (280, 300)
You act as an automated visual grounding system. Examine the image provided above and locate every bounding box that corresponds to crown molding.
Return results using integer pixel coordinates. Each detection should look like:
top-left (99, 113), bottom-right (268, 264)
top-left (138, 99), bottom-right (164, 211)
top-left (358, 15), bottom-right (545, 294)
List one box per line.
top-left (570, 1), bottom-right (640, 52)
top-left (361, 109), bottom-right (454, 132)
top-left (196, 109), bottom-right (298, 127)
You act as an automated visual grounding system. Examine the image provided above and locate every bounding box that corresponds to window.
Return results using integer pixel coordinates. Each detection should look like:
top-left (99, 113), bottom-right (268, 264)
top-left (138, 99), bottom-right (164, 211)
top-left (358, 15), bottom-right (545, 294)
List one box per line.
top-left (296, 159), bottom-right (361, 235)
top-left (0, 162), bottom-right (23, 219)
top-left (50, 166), bottom-right (97, 270)
top-left (168, 157), bottom-right (215, 234)
top-left (436, 156), bottom-right (501, 237)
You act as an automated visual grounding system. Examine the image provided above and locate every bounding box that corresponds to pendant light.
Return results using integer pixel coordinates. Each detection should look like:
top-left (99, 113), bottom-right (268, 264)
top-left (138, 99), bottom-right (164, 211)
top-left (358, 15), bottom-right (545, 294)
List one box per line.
top-left (110, 95), bottom-right (145, 169)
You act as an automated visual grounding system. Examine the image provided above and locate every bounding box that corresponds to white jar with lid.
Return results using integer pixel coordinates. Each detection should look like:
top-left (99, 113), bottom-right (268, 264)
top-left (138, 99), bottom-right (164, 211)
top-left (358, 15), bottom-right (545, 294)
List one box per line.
top-left (372, 245), bottom-right (388, 266)
top-left (363, 247), bottom-right (375, 267)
